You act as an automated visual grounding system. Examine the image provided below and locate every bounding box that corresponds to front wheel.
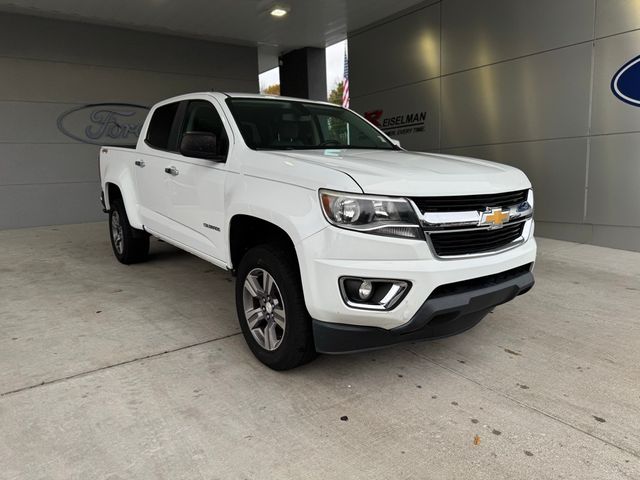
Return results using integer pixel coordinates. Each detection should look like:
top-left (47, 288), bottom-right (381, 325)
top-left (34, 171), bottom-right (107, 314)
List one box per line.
top-left (235, 245), bottom-right (316, 370)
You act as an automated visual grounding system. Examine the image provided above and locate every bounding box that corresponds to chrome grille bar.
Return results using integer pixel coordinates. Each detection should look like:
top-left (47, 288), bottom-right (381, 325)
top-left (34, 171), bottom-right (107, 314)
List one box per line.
top-left (407, 190), bottom-right (534, 258)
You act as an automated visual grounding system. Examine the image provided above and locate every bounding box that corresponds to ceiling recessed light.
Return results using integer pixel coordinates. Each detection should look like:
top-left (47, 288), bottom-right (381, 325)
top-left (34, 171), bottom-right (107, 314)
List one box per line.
top-left (270, 7), bottom-right (288, 17)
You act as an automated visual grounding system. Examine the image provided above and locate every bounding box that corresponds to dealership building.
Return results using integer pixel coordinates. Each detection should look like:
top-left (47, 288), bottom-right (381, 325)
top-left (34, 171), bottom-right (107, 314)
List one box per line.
top-left (2, 1), bottom-right (640, 478)
top-left (0, 0), bottom-right (638, 251)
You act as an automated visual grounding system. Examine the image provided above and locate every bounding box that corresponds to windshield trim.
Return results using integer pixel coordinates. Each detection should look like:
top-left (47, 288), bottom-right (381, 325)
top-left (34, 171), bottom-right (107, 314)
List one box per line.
top-left (253, 145), bottom-right (397, 151)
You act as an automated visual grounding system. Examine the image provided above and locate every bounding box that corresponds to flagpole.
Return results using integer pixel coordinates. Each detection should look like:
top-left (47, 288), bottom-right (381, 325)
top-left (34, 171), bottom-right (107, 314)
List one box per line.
top-left (342, 42), bottom-right (350, 143)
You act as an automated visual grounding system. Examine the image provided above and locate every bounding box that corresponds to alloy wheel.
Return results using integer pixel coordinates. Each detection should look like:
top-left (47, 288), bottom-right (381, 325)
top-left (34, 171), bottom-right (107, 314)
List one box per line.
top-left (111, 211), bottom-right (124, 255)
top-left (242, 268), bottom-right (286, 351)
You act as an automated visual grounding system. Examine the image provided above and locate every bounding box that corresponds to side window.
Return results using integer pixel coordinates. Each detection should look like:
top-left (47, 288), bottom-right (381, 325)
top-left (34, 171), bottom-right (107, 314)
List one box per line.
top-left (180, 100), bottom-right (229, 158)
top-left (146, 102), bottom-right (180, 150)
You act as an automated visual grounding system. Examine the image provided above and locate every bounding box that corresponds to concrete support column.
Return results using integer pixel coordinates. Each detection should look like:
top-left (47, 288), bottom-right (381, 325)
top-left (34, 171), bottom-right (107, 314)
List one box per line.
top-left (279, 47), bottom-right (327, 101)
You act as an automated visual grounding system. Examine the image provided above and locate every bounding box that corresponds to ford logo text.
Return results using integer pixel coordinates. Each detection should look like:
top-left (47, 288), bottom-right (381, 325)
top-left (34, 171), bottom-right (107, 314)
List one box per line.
top-left (57, 103), bottom-right (150, 146)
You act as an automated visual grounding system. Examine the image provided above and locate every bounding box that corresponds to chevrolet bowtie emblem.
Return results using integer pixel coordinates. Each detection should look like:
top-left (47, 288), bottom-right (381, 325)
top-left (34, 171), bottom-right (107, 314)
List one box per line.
top-left (480, 207), bottom-right (510, 229)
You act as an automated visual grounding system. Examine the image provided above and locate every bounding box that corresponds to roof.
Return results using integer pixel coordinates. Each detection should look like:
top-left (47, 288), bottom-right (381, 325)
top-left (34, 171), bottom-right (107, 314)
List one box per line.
top-left (151, 91), bottom-right (341, 110)
top-left (222, 92), bottom-right (337, 107)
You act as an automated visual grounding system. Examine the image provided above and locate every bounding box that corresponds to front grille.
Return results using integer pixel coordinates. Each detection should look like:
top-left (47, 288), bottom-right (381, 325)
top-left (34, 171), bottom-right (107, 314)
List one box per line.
top-left (429, 222), bottom-right (525, 256)
top-left (412, 190), bottom-right (529, 213)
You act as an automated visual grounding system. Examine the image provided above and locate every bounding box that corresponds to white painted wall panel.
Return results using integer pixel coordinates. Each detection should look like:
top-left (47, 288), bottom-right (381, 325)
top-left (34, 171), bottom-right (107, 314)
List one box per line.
top-left (586, 132), bottom-right (640, 227)
top-left (595, 0), bottom-right (640, 38)
top-left (441, 44), bottom-right (593, 148)
top-left (592, 225), bottom-right (640, 251)
top-left (0, 57), bottom-right (256, 105)
top-left (442, 0), bottom-right (594, 74)
top-left (0, 102), bottom-right (79, 144)
top-left (0, 182), bottom-right (103, 228)
top-left (350, 2), bottom-right (440, 97)
top-left (444, 138), bottom-right (588, 224)
top-left (0, 13), bottom-right (258, 229)
top-left (0, 13), bottom-right (257, 80)
top-left (0, 144), bottom-right (99, 185)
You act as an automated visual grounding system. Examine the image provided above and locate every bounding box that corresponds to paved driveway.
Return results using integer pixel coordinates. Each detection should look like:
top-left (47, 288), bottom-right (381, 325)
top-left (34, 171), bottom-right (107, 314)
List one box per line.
top-left (1, 223), bottom-right (638, 479)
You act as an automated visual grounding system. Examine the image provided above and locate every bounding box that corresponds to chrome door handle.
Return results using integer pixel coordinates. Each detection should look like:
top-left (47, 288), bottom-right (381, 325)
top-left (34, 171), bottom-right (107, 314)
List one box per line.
top-left (164, 166), bottom-right (179, 176)
top-left (134, 160), bottom-right (145, 167)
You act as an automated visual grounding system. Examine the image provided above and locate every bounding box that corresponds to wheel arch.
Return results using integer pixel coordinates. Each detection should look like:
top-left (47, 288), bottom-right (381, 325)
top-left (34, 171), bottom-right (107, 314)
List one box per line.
top-left (228, 215), bottom-right (301, 273)
top-left (102, 174), bottom-right (143, 230)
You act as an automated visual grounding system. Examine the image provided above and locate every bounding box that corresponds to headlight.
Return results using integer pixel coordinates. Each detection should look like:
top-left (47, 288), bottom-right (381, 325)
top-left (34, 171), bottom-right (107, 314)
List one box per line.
top-left (319, 190), bottom-right (422, 239)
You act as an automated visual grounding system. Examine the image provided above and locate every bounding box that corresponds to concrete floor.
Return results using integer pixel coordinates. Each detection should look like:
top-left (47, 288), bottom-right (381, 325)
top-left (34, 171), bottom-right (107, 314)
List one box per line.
top-left (1, 223), bottom-right (639, 479)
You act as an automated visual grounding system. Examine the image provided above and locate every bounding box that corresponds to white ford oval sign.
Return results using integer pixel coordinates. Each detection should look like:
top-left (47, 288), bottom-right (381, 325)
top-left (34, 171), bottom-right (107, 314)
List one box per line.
top-left (57, 103), bottom-right (150, 146)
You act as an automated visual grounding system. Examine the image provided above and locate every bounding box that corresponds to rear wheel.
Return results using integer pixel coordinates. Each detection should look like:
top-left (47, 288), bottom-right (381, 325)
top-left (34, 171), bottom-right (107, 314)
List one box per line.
top-left (109, 199), bottom-right (149, 264)
top-left (235, 245), bottom-right (316, 370)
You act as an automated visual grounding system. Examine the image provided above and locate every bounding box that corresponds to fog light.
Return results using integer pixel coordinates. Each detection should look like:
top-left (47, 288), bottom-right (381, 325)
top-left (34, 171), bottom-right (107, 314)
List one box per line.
top-left (358, 280), bottom-right (373, 300)
top-left (339, 277), bottom-right (411, 311)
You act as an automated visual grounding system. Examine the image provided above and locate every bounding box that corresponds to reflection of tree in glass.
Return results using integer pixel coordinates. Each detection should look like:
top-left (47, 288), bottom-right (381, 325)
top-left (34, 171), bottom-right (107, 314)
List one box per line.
top-left (328, 116), bottom-right (348, 144)
top-left (326, 81), bottom-right (351, 144)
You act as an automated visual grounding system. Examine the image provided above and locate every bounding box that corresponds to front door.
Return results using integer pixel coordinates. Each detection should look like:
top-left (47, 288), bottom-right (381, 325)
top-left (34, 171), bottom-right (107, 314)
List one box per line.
top-left (163, 98), bottom-right (231, 261)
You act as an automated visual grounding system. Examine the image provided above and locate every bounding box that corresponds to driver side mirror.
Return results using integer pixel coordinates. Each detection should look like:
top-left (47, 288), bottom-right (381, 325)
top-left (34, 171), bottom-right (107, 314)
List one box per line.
top-left (180, 132), bottom-right (223, 161)
top-left (390, 138), bottom-right (401, 148)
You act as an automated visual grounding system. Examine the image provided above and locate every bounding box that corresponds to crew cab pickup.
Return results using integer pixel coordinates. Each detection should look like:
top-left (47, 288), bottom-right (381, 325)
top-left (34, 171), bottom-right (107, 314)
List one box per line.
top-left (100, 92), bottom-right (536, 370)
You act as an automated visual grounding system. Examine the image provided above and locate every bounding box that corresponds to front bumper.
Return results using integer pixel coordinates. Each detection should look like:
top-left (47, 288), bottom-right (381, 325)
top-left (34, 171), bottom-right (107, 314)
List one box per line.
top-left (298, 225), bottom-right (537, 330)
top-left (312, 263), bottom-right (534, 353)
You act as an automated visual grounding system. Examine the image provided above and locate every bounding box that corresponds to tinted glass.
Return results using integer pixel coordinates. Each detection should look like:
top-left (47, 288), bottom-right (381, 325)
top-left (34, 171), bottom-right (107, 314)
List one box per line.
top-left (146, 102), bottom-right (179, 150)
top-left (180, 100), bottom-right (229, 158)
top-left (226, 98), bottom-right (395, 151)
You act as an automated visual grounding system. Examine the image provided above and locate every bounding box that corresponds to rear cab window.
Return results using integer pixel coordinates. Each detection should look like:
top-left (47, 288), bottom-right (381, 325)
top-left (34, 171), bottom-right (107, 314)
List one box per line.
top-left (145, 102), bottom-right (180, 151)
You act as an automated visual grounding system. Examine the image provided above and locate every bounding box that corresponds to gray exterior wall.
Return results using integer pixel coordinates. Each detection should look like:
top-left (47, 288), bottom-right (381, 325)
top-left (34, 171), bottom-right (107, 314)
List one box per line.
top-left (350, 0), bottom-right (640, 252)
top-left (0, 13), bottom-right (258, 229)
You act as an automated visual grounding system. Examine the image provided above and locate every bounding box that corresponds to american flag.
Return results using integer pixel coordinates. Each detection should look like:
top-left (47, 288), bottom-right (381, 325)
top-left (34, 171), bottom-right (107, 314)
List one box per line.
top-left (341, 46), bottom-right (350, 109)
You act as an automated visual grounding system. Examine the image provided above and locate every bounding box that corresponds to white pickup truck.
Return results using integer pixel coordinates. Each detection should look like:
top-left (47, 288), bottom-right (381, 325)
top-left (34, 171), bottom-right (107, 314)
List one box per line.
top-left (100, 92), bottom-right (536, 370)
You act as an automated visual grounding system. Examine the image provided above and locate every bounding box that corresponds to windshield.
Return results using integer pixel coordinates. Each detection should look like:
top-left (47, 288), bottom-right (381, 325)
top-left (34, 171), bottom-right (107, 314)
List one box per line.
top-left (226, 98), bottom-right (396, 151)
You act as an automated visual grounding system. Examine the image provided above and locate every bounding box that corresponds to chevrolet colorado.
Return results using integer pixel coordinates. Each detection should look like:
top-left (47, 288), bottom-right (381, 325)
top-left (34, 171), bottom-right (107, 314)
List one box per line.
top-left (99, 92), bottom-right (536, 370)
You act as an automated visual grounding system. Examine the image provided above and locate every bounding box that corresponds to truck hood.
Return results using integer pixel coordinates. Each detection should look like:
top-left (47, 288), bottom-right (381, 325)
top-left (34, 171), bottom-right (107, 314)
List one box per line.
top-left (270, 149), bottom-right (531, 196)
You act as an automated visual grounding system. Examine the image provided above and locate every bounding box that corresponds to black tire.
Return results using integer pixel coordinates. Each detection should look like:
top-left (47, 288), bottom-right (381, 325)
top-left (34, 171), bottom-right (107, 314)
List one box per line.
top-left (235, 244), bottom-right (317, 370)
top-left (108, 198), bottom-right (149, 265)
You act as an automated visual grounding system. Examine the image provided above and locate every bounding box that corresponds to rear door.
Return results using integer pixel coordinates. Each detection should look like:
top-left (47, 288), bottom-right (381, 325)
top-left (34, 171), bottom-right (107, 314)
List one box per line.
top-left (163, 98), bottom-right (231, 261)
top-left (135, 101), bottom-right (184, 235)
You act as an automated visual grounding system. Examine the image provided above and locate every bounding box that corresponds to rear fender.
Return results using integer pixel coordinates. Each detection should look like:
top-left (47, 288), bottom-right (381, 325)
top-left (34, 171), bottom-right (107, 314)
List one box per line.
top-left (102, 160), bottom-right (144, 230)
